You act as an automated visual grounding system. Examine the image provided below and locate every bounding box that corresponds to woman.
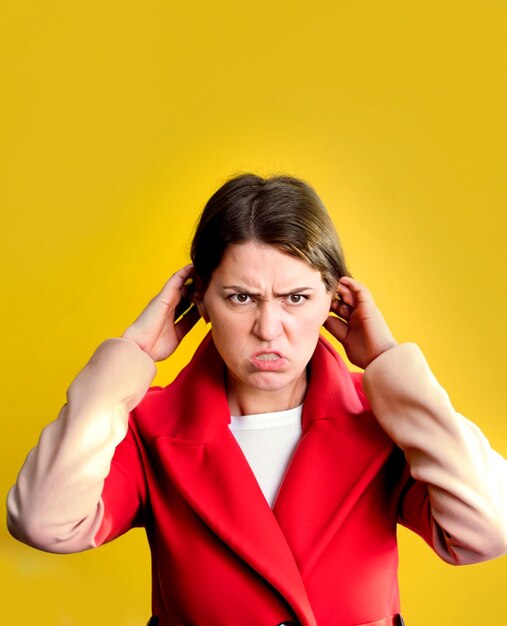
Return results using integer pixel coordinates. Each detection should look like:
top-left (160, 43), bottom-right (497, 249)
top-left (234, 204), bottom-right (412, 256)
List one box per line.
top-left (7, 174), bottom-right (507, 626)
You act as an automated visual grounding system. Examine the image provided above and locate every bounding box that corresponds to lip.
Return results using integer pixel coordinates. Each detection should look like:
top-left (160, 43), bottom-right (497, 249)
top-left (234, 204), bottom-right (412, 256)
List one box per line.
top-left (249, 350), bottom-right (287, 371)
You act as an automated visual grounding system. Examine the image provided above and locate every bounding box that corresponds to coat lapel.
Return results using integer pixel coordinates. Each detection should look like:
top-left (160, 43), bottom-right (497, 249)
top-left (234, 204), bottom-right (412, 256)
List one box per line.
top-left (148, 332), bottom-right (394, 625)
top-left (273, 338), bottom-right (396, 578)
top-left (150, 332), bottom-right (317, 626)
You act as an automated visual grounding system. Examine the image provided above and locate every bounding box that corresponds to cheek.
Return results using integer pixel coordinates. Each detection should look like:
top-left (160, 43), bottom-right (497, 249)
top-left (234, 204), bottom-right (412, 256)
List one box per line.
top-left (322, 292), bottom-right (334, 317)
top-left (307, 296), bottom-right (333, 327)
top-left (207, 305), bottom-right (250, 341)
top-left (292, 312), bottom-right (326, 342)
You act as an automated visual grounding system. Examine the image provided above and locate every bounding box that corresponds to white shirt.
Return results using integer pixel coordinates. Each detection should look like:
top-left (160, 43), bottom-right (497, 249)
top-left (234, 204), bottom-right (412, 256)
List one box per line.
top-left (228, 404), bottom-right (303, 508)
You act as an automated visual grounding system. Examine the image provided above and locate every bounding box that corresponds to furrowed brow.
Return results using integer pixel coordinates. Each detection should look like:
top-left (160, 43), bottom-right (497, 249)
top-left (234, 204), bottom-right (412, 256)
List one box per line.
top-left (221, 285), bottom-right (315, 297)
top-left (273, 287), bottom-right (314, 297)
top-left (222, 285), bottom-right (261, 295)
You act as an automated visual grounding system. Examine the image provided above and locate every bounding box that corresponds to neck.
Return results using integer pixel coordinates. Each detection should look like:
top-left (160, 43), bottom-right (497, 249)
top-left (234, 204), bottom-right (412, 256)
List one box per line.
top-left (226, 371), bottom-right (307, 416)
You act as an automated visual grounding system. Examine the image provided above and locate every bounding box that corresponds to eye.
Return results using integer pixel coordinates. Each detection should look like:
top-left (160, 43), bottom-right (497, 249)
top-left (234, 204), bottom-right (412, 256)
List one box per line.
top-left (229, 293), bottom-right (253, 304)
top-left (285, 294), bottom-right (307, 305)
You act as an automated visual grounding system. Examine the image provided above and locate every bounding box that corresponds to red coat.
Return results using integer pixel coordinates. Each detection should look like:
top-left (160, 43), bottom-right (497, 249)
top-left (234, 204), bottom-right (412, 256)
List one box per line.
top-left (96, 333), bottom-right (420, 626)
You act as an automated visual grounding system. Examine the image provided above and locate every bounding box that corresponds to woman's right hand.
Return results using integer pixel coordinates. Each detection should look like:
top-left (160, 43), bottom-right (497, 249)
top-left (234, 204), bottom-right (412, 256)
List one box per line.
top-left (121, 264), bottom-right (202, 362)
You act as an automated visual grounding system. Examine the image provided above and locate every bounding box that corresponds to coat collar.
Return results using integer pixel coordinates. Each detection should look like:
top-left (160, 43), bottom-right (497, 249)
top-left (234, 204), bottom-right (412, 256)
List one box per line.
top-left (152, 330), bottom-right (368, 440)
top-left (140, 331), bottom-right (391, 626)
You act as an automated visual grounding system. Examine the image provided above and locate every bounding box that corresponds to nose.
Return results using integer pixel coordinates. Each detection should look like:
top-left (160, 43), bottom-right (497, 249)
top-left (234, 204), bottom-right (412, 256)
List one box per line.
top-left (252, 302), bottom-right (284, 342)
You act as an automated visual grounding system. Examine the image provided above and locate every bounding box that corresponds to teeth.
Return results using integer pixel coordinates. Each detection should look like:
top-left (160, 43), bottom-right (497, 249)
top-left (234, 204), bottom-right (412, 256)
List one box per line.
top-left (257, 353), bottom-right (280, 361)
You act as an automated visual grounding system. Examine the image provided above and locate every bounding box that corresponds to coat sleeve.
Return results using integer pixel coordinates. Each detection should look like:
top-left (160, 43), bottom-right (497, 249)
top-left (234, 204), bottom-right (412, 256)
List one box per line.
top-left (361, 342), bottom-right (507, 565)
top-left (6, 337), bottom-right (157, 554)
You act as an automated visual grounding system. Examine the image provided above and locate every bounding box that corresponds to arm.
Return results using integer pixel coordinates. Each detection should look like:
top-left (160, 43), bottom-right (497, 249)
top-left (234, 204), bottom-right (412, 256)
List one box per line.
top-left (325, 275), bottom-right (507, 565)
top-left (6, 338), bottom-right (156, 553)
top-left (362, 343), bottom-right (507, 564)
top-left (6, 264), bottom-right (200, 553)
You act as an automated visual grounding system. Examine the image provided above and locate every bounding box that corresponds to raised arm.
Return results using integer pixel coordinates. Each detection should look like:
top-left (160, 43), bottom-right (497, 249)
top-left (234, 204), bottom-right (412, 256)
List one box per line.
top-left (362, 342), bottom-right (507, 564)
top-left (7, 338), bottom-right (156, 553)
top-left (325, 276), bottom-right (507, 564)
top-left (7, 265), bottom-right (200, 553)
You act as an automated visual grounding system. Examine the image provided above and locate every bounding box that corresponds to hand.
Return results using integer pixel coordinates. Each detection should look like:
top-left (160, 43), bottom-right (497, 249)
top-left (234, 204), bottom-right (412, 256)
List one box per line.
top-left (324, 276), bottom-right (397, 369)
top-left (121, 264), bottom-right (201, 362)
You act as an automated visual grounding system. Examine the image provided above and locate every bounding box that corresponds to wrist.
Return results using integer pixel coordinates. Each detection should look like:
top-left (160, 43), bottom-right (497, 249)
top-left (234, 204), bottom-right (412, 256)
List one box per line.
top-left (369, 339), bottom-right (398, 366)
top-left (120, 334), bottom-right (151, 357)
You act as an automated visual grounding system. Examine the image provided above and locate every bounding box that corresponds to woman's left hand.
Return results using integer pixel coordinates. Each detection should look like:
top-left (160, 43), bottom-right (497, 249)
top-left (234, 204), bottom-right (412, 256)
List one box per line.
top-left (324, 276), bottom-right (398, 369)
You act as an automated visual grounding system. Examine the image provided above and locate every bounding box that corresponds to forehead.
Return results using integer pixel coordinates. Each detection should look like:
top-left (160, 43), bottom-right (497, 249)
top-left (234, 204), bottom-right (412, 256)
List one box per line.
top-left (212, 241), bottom-right (324, 287)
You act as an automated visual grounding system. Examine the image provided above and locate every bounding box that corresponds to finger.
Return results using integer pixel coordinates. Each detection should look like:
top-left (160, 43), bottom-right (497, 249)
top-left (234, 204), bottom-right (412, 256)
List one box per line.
top-left (159, 268), bottom-right (196, 327)
top-left (323, 315), bottom-right (348, 344)
top-left (338, 276), bottom-right (375, 306)
top-left (158, 265), bottom-right (195, 299)
top-left (336, 283), bottom-right (356, 308)
top-left (330, 297), bottom-right (353, 321)
top-left (131, 269), bottom-right (193, 331)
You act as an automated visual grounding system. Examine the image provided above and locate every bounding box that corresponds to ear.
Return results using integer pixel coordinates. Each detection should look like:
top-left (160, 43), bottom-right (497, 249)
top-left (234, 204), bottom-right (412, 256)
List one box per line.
top-left (191, 276), bottom-right (210, 324)
top-left (323, 287), bottom-right (338, 323)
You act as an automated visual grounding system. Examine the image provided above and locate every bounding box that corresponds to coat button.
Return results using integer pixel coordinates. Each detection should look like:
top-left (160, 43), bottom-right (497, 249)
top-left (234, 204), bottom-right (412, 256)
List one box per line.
top-left (276, 622), bottom-right (299, 626)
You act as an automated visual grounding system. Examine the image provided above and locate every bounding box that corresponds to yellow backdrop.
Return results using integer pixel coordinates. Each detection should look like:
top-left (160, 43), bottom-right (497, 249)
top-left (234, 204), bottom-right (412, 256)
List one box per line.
top-left (1, 1), bottom-right (506, 624)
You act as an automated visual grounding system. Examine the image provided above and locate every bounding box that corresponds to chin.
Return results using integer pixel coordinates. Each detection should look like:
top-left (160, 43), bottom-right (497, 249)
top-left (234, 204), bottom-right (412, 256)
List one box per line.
top-left (245, 370), bottom-right (299, 392)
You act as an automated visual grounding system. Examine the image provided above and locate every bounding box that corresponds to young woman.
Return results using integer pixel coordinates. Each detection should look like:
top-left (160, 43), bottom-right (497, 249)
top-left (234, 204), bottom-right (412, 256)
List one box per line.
top-left (7, 174), bottom-right (507, 626)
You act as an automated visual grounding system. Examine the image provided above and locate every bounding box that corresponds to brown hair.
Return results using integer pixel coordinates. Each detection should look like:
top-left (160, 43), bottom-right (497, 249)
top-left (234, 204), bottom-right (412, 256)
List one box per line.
top-left (190, 173), bottom-right (351, 291)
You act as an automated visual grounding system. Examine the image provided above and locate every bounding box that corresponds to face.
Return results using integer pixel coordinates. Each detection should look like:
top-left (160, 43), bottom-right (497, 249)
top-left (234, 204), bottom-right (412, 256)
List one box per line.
top-left (196, 241), bottom-right (334, 413)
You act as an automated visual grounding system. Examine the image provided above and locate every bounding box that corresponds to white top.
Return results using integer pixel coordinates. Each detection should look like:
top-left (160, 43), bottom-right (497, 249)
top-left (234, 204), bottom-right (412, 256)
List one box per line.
top-left (229, 405), bottom-right (303, 508)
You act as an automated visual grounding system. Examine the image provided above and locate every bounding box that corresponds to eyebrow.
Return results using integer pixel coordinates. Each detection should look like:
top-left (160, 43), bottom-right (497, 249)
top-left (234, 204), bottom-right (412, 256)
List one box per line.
top-left (221, 285), bottom-right (315, 297)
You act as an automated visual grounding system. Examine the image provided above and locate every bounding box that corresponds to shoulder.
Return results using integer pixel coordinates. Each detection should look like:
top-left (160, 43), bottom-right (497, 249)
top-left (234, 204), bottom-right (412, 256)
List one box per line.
top-left (307, 335), bottom-right (372, 415)
top-left (128, 332), bottom-right (229, 439)
top-left (305, 336), bottom-right (395, 452)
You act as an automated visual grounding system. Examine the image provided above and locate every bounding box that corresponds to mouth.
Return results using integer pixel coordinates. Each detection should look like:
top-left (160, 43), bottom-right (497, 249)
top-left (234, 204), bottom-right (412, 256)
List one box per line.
top-left (250, 351), bottom-right (286, 371)
top-left (255, 352), bottom-right (281, 361)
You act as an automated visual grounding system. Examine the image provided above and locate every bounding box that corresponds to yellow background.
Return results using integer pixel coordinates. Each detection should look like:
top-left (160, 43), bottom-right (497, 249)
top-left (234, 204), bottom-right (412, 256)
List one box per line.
top-left (1, 1), bottom-right (506, 624)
